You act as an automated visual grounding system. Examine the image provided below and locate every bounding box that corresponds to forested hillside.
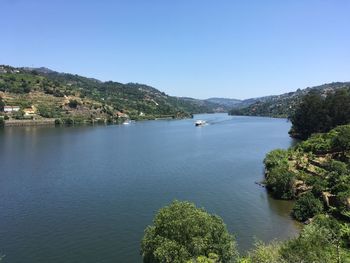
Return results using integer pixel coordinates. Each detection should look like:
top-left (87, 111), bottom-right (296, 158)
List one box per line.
top-left (229, 82), bottom-right (350, 118)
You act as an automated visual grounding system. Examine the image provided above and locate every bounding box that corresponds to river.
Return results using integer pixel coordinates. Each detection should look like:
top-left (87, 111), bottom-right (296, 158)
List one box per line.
top-left (0, 113), bottom-right (299, 262)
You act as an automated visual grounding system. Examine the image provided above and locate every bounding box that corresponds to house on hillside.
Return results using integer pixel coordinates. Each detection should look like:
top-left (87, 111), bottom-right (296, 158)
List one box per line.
top-left (3, 106), bottom-right (20, 113)
top-left (23, 106), bottom-right (36, 116)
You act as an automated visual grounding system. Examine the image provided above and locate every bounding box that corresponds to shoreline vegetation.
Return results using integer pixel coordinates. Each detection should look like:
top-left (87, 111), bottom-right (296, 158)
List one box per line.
top-left (141, 91), bottom-right (350, 262)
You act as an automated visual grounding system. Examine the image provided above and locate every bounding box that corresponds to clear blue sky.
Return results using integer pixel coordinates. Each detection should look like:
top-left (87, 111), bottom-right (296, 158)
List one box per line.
top-left (1, 0), bottom-right (350, 99)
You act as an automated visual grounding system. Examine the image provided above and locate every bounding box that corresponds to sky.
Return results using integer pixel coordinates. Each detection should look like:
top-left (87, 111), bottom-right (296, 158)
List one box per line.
top-left (1, 0), bottom-right (350, 99)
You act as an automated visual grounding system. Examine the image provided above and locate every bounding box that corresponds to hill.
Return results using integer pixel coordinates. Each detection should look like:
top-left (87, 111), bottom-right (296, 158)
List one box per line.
top-left (229, 82), bottom-right (350, 118)
top-left (205, 97), bottom-right (242, 108)
top-left (0, 65), bottom-right (224, 125)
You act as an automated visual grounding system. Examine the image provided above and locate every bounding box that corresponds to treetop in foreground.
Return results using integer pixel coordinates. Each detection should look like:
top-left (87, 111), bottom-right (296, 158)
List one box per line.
top-left (141, 200), bottom-right (238, 263)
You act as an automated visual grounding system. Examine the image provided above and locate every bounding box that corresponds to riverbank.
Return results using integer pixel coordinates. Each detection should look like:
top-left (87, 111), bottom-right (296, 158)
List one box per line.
top-left (1, 114), bottom-right (193, 127)
top-left (4, 118), bottom-right (55, 127)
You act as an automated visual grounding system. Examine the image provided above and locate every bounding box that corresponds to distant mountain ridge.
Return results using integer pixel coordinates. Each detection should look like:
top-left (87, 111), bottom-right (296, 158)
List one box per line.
top-left (205, 97), bottom-right (242, 108)
top-left (228, 82), bottom-right (350, 118)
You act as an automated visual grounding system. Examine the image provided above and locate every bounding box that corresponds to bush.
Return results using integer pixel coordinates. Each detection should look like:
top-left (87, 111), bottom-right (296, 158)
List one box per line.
top-left (63, 118), bottom-right (74, 125)
top-left (280, 218), bottom-right (350, 263)
top-left (332, 125), bottom-right (350, 155)
top-left (245, 240), bottom-right (285, 263)
top-left (265, 164), bottom-right (295, 199)
top-left (264, 149), bottom-right (289, 170)
top-left (292, 192), bottom-right (324, 221)
top-left (306, 177), bottom-right (328, 197)
top-left (68, 99), bottom-right (79, 108)
top-left (141, 200), bottom-right (238, 263)
top-left (299, 133), bottom-right (332, 154)
top-left (54, 119), bottom-right (62, 125)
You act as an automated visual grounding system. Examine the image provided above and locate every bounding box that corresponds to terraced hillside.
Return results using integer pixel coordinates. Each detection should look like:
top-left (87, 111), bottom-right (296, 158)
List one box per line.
top-left (0, 65), bottom-right (223, 125)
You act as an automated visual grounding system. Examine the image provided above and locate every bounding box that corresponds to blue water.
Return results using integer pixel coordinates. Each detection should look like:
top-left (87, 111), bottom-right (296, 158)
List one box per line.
top-left (0, 114), bottom-right (298, 262)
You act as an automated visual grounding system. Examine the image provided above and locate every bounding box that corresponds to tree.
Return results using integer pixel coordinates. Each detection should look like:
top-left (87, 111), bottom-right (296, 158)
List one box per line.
top-left (325, 89), bottom-right (350, 128)
top-left (264, 149), bottom-right (289, 170)
top-left (68, 99), bottom-right (79, 108)
top-left (265, 164), bottom-right (295, 199)
top-left (292, 192), bottom-right (324, 221)
top-left (289, 91), bottom-right (328, 139)
top-left (0, 97), bottom-right (4, 111)
top-left (281, 216), bottom-right (350, 263)
top-left (244, 240), bottom-right (285, 263)
top-left (332, 125), bottom-right (350, 157)
top-left (141, 201), bottom-right (238, 263)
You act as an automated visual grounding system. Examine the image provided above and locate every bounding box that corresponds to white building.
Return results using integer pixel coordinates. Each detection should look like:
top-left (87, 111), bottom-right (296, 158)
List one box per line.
top-left (3, 106), bottom-right (20, 112)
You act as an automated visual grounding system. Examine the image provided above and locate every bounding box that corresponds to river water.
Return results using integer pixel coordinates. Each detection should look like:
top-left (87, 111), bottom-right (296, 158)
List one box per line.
top-left (0, 113), bottom-right (299, 262)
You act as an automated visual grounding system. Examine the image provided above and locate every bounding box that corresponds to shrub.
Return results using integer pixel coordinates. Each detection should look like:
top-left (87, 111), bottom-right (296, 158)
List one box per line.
top-left (245, 240), bottom-right (285, 263)
top-left (141, 200), bottom-right (238, 263)
top-left (265, 164), bottom-right (295, 199)
top-left (332, 125), bottom-right (350, 155)
top-left (299, 133), bottom-right (332, 154)
top-left (292, 192), bottom-right (324, 221)
top-left (264, 149), bottom-right (289, 170)
top-left (54, 119), bottom-right (62, 125)
top-left (280, 218), bottom-right (350, 263)
top-left (68, 99), bottom-right (79, 108)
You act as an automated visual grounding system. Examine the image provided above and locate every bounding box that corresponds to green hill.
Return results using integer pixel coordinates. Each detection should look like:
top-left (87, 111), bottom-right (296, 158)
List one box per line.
top-left (229, 82), bottom-right (350, 118)
top-left (0, 65), bottom-right (223, 125)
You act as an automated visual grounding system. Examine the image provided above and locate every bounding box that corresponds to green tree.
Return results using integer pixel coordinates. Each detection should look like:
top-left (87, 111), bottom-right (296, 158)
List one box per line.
top-left (264, 149), bottom-right (289, 170)
top-left (244, 240), bottom-right (285, 263)
top-left (289, 91), bottom-right (328, 139)
top-left (68, 99), bottom-right (79, 108)
top-left (281, 216), bottom-right (350, 263)
top-left (292, 192), bottom-right (324, 221)
top-left (265, 164), bottom-right (295, 199)
top-left (141, 201), bottom-right (238, 263)
top-left (332, 125), bottom-right (350, 157)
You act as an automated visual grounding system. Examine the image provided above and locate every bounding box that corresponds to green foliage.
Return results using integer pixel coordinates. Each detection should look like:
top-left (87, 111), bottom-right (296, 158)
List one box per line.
top-left (292, 192), bottom-right (324, 221)
top-left (263, 149), bottom-right (289, 170)
top-left (298, 133), bottom-right (333, 154)
top-left (290, 88), bottom-right (350, 139)
top-left (68, 99), bottom-right (79, 108)
top-left (265, 163), bottom-right (295, 199)
top-left (280, 216), bottom-right (350, 263)
top-left (0, 97), bottom-right (4, 111)
top-left (332, 125), bottom-right (350, 154)
top-left (0, 117), bottom-right (4, 128)
top-left (244, 240), bottom-right (285, 263)
top-left (229, 82), bottom-right (350, 119)
top-left (265, 125), bottom-right (350, 219)
top-left (307, 176), bottom-right (328, 197)
top-left (141, 200), bottom-right (238, 263)
top-left (12, 109), bottom-right (24, 120)
top-left (37, 104), bottom-right (62, 118)
top-left (325, 160), bottom-right (349, 190)
top-left (186, 254), bottom-right (220, 263)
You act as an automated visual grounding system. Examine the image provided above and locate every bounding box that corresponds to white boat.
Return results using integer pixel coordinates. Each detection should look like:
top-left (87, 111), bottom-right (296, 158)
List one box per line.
top-left (123, 120), bottom-right (131, 125)
top-left (195, 120), bottom-right (206, 126)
